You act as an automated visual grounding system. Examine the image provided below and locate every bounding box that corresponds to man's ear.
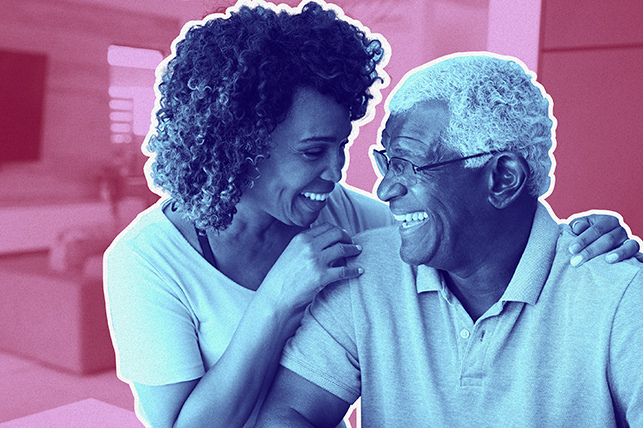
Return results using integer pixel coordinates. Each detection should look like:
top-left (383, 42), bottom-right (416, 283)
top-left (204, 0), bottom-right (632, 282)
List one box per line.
top-left (487, 153), bottom-right (529, 209)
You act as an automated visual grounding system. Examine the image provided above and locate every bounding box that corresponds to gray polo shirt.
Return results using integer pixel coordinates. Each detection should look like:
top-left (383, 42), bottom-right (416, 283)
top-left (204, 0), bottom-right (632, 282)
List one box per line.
top-left (281, 204), bottom-right (643, 427)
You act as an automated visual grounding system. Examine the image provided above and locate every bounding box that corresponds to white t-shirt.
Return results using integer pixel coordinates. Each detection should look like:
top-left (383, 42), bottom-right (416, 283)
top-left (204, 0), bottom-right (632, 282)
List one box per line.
top-left (103, 184), bottom-right (393, 425)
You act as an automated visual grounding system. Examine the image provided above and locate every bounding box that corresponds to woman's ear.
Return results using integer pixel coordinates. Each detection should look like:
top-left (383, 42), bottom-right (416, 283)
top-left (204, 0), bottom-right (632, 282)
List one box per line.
top-left (487, 153), bottom-right (530, 209)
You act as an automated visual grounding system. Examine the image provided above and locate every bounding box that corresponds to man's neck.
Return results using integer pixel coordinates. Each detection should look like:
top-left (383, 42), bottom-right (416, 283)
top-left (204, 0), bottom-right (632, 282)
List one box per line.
top-left (442, 202), bottom-right (537, 322)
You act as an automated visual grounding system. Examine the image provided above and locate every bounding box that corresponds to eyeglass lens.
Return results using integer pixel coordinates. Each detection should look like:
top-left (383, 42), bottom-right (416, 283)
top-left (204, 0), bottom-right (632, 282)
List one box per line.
top-left (374, 150), bottom-right (418, 184)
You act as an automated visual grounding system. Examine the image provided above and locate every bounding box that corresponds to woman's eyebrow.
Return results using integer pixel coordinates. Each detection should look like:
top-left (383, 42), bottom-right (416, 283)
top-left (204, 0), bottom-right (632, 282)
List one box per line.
top-left (299, 131), bottom-right (351, 144)
top-left (300, 136), bottom-right (338, 143)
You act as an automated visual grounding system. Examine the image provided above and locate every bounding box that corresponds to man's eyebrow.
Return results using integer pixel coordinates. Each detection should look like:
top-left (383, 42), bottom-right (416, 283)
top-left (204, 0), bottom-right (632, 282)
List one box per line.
top-left (387, 136), bottom-right (431, 158)
top-left (390, 147), bottom-right (418, 159)
top-left (391, 135), bottom-right (426, 146)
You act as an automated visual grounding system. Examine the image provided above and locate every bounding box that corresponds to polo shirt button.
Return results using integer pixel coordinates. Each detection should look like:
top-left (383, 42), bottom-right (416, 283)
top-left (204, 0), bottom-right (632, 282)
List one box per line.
top-left (460, 329), bottom-right (470, 339)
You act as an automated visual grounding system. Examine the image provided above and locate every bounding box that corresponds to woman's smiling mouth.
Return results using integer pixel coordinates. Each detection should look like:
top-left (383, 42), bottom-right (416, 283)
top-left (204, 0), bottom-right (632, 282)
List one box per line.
top-left (301, 192), bottom-right (330, 202)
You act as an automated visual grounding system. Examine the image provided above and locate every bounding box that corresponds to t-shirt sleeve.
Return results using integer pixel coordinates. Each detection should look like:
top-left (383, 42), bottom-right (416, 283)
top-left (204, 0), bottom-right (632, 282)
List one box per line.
top-left (280, 280), bottom-right (361, 404)
top-left (104, 243), bottom-right (205, 386)
top-left (608, 268), bottom-right (643, 425)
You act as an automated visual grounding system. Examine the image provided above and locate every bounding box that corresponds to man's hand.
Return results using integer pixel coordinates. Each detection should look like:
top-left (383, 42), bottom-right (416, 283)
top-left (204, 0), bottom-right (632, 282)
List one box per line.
top-left (568, 213), bottom-right (641, 267)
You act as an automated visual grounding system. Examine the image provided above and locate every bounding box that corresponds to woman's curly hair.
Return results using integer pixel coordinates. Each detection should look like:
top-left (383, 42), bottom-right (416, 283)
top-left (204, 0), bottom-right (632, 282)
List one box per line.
top-left (146, 1), bottom-right (386, 230)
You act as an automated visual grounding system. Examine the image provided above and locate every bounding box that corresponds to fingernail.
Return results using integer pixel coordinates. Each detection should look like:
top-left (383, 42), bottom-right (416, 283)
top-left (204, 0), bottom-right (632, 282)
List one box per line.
top-left (570, 255), bottom-right (583, 267)
top-left (357, 267), bottom-right (364, 274)
top-left (606, 253), bottom-right (618, 263)
top-left (569, 244), bottom-right (581, 255)
top-left (356, 245), bottom-right (363, 251)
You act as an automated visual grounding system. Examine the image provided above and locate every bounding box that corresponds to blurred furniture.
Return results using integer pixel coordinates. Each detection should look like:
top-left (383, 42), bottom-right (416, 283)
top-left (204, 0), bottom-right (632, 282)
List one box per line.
top-left (0, 197), bottom-right (145, 255)
top-left (0, 197), bottom-right (148, 374)
top-left (1, 398), bottom-right (141, 427)
top-left (0, 251), bottom-right (113, 374)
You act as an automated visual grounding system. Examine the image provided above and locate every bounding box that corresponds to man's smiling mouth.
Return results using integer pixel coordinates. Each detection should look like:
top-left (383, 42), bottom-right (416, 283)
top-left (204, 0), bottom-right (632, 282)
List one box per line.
top-left (394, 211), bottom-right (429, 228)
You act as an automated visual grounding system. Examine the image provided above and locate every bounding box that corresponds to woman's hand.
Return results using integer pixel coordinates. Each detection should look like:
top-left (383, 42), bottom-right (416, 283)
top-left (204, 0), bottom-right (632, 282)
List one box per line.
top-left (568, 213), bottom-right (641, 267)
top-left (259, 223), bottom-right (363, 313)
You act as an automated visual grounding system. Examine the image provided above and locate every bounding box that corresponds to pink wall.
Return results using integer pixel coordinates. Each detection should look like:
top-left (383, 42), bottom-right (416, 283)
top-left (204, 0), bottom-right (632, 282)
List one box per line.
top-left (0, 0), bottom-right (178, 207)
top-left (1, 0), bottom-right (641, 424)
top-left (487, 0), bottom-right (541, 71)
top-left (338, 0), bottom-right (490, 192)
top-left (539, 0), bottom-right (643, 237)
top-left (2, 0), bottom-right (640, 233)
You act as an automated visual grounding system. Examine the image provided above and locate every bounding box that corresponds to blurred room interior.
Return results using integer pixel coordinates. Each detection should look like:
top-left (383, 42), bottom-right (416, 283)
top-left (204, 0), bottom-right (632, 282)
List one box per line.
top-left (0, 0), bottom-right (641, 425)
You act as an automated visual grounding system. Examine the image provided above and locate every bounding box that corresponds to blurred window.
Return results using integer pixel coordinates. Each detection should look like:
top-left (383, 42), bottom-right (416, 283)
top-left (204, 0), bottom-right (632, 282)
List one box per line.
top-left (107, 45), bottom-right (163, 144)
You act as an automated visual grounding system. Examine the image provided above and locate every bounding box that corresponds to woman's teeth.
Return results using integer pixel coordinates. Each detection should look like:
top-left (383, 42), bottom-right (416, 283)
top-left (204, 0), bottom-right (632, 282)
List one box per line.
top-left (301, 192), bottom-right (329, 202)
top-left (394, 211), bottom-right (429, 228)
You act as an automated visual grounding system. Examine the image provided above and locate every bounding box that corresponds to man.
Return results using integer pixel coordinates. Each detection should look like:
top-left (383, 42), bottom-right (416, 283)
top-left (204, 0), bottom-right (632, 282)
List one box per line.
top-left (255, 53), bottom-right (643, 427)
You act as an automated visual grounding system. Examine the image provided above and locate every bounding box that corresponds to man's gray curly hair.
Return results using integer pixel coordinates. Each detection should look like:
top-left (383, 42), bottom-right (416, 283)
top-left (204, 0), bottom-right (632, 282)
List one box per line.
top-left (388, 52), bottom-right (556, 198)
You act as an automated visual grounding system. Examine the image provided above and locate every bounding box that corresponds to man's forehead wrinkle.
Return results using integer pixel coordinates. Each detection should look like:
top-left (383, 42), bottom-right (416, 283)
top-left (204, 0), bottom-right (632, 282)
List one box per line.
top-left (384, 112), bottom-right (445, 160)
top-left (386, 136), bottom-right (443, 163)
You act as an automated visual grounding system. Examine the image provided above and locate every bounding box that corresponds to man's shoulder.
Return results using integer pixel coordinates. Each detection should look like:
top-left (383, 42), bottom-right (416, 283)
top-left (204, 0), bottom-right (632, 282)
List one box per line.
top-left (551, 226), bottom-right (643, 302)
top-left (352, 224), bottom-right (400, 245)
top-left (345, 226), bottom-right (416, 294)
top-left (352, 225), bottom-right (402, 258)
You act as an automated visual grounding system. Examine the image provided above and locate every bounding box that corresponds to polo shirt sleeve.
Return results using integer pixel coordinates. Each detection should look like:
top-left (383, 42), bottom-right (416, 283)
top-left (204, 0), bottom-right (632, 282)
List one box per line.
top-left (608, 268), bottom-right (643, 425)
top-left (105, 244), bottom-right (205, 386)
top-left (280, 279), bottom-right (360, 404)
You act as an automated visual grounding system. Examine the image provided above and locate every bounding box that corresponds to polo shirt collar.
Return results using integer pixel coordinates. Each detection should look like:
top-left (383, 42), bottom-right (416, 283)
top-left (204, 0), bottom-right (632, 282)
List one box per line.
top-left (497, 203), bottom-right (559, 305)
top-left (414, 203), bottom-right (560, 305)
top-left (415, 264), bottom-right (442, 294)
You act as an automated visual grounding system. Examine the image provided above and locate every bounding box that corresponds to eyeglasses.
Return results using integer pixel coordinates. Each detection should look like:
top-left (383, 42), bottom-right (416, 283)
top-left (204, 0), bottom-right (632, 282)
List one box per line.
top-left (373, 149), bottom-right (496, 184)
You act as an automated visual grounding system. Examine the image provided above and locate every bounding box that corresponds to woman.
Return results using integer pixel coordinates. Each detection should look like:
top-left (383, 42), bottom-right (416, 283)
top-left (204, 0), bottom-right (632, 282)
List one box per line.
top-left (104, 2), bottom-right (636, 427)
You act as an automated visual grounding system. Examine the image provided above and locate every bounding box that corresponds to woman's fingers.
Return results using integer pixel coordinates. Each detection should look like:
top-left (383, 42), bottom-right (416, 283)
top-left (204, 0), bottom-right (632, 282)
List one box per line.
top-left (569, 216), bottom-right (593, 236)
top-left (570, 227), bottom-right (630, 267)
top-left (569, 214), bottom-right (620, 253)
top-left (309, 223), bottom-right (352, 249)
top-left (307, 221), bottom-right (336, 238)
top-left (320, 265), bottom-right (364, 290)
top-left (263, 224), bottom-right (366, 310)
top-left (323, 242), bottom-right (362, 264)
top-left (604, 238), bottom-right (641, 264)
top-left (568, 213), bottom-right (642, 266)
top-left (318, 242), bottom-right (364, 289)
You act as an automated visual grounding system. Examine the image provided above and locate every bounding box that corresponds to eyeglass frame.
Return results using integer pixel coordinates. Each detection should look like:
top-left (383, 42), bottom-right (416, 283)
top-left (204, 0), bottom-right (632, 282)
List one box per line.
top-left (373, 148), bottom-right (498, 178)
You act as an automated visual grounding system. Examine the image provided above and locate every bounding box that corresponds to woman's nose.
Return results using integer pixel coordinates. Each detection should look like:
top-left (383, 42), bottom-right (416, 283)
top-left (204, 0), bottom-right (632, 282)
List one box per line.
top-left (320, 148), bottom-right (345, 183)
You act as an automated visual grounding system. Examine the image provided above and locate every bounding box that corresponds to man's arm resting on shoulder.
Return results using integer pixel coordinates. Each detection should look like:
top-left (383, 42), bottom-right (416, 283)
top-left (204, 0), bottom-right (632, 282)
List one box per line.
top-left (256, 366), bottom-right (350, 428)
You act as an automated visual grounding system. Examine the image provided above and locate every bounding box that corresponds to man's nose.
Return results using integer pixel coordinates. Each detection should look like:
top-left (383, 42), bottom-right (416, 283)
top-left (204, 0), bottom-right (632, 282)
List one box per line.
top-left (377, 171), bottom-right (408, 202)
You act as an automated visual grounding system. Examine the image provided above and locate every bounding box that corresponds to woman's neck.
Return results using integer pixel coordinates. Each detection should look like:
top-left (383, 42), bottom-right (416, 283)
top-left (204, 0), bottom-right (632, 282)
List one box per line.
top-left (207, 207), bottom-right (306, 291)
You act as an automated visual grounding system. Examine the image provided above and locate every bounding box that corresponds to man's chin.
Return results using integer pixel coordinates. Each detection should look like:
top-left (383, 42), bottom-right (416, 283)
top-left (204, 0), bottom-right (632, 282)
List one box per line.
top-left (399, 247), bottom-right (428, 267)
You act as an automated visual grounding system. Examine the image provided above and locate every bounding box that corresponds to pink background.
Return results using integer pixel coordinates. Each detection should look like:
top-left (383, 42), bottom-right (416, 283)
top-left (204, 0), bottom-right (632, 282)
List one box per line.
top-left (0, 0), bottom-right (641, 425)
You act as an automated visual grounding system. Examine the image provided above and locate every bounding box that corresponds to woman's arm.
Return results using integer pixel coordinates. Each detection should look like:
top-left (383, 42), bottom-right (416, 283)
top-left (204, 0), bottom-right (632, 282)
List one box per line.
top-left (133, 291), bottom-right (304, 427)
top-left (129, 223), bottom-right (363, 428)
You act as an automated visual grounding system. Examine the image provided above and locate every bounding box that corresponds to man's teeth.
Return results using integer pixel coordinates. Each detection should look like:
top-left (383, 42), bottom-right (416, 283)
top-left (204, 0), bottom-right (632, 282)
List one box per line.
top-left (301, 192), bottom-right (329, 202)
top-left (394, 211), bottom-right (429, 227)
